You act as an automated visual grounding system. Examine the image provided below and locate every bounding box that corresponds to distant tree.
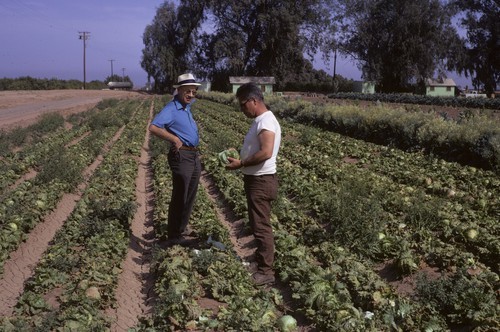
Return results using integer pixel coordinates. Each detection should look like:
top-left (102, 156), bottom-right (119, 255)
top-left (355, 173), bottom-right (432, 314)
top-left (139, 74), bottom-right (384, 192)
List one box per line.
top-left (0, 77), bottom-right (104, 90)
top-left (284, 66), bottom-right (353, 93)
top-left (142, 0), bottom-right (340, 92)
top-left (336, 0), bottom-right (463, 93)
top-left (452, 0), bottom-right (499, 96)
top-left (191, 0), bottom-right (337, 90)
top-left (85, 80), bottom-right (107, 90)
top-left (104, 74), bottom-right (126, 84)
top-left (141, 1), bottom-right (205, 92)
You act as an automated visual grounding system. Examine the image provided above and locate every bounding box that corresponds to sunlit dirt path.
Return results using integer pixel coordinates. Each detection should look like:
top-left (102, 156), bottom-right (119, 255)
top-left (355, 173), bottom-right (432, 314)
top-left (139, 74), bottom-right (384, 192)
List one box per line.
top-left (108, 101), bottom-right (156, 331)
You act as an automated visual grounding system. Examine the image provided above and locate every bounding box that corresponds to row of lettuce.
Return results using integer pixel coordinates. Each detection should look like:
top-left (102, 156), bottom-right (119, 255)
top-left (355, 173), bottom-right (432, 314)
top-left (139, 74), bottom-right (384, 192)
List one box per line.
top-left (189, 98), bottom-right (498, 331)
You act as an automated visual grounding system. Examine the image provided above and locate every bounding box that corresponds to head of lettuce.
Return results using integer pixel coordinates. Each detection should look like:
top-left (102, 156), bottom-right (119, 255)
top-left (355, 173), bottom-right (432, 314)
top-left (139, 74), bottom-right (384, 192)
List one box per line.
top-left (218, 148), bottom-right (240, 166)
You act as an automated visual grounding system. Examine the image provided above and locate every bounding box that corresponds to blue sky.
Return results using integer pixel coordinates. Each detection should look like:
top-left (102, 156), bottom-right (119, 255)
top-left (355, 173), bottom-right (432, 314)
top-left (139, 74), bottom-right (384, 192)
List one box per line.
top-left (0, 0), bottom-right (166, 88)
top-left (0, 1), bottom-right (470, 89)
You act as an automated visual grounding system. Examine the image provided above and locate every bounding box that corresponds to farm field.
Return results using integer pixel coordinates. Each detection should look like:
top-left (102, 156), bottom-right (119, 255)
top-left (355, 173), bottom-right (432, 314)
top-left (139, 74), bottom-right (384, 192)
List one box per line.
top-left (0, 92), bottom-right (498, 331)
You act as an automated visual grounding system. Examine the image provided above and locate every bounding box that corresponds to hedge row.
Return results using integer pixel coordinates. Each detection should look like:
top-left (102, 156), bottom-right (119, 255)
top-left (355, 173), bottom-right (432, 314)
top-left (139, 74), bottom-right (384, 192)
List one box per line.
top-left (327, 92), bottom-right (500, 111)
top-left (0, 77), bottom-right (106, 91)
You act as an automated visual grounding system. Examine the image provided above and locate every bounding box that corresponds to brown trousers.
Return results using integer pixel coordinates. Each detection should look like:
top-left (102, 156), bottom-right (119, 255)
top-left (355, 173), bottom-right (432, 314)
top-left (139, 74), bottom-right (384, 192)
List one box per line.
top-left (243, 173), bottom-right (278, 275)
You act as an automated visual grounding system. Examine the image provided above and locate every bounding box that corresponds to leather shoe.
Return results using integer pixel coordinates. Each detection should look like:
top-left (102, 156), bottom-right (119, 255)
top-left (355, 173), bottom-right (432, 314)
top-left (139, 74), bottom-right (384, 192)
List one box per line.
top-left (182, 226), bottom-right (195, 236)
top-left (166, 235), bottom-right (189, 246)
top-left (252, 272), bottom-right (275, 285)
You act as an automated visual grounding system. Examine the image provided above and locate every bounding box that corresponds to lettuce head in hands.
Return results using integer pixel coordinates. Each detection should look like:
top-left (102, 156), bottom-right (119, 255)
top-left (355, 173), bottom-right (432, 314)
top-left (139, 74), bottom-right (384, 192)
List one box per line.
top-left (218, 148), bottom-right (240, 166)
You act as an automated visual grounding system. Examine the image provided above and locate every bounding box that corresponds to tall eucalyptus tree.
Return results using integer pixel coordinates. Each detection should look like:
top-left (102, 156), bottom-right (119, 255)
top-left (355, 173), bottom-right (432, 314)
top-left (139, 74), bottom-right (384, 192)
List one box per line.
top-left (452, 0), bottom-right (499, 96)
top-left (141, 1), bottom-right (205, 92)
top-left (336, 0), bottom-right (463, 92)
top-left (193, 0), bottom-right (337, 90)
top-left (142, 0), bottom-right (338, 91)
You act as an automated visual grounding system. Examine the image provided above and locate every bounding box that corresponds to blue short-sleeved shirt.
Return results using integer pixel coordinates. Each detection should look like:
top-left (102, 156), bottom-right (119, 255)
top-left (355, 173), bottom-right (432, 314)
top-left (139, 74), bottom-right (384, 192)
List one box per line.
top-left (150, 97), bottom-right (199, 147)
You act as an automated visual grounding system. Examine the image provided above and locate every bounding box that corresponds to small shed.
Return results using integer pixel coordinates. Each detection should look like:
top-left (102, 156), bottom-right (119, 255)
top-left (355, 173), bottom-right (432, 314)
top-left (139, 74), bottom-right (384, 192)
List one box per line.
top-left (353, 81), bottom-right (376, 94)
top-left (229, 76), bottom-right (276, 95)
top-left (199, 81), bottom-right (211, 92)
top-left (425, 78), bottom-right (456, 97)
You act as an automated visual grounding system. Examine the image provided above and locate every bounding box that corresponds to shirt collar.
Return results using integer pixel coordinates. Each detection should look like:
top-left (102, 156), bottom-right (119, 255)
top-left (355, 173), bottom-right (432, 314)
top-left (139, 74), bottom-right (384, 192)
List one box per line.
top-left (173, 97), bottom-right (186, 110)
top-left (173, 96), bottom-right (196, 111)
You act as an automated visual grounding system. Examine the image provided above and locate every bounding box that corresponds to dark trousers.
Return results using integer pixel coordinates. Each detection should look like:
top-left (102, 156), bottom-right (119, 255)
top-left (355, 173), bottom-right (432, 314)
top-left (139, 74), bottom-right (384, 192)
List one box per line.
top-left (167, 149), bottom-right (201, 238)
top-left (243, 174), bottom-right (278, 275)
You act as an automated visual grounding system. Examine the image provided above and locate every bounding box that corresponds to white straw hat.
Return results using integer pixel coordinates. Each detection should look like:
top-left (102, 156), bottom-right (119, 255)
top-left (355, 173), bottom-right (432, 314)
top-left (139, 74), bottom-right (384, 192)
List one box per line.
top-left (173, 73), bottom-right (201, 88)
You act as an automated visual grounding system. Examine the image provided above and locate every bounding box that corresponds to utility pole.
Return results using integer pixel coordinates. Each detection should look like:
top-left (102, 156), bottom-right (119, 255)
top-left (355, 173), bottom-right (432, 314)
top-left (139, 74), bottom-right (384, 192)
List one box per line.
top-left (333, 48), bottom-right (337, 80)
top-left (78, 31), bottom-right (90, 89)
top-left (121, 67), bottom-right (125, 81)
top-left (333, 48), bottom-right (338, 93)
top-left (108, 59), bottom-right (115, 79)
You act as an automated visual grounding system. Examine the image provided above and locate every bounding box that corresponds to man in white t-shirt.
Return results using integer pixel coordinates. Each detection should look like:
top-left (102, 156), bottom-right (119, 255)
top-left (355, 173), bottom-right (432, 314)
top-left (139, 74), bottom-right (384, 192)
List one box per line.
top-left (226, 83), bottom-right (281, 285)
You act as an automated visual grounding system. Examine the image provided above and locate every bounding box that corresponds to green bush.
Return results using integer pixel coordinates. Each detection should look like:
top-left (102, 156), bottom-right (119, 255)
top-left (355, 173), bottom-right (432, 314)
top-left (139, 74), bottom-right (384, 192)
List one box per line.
top-left (416, 269), bottom-right (499, 327)
top-left (95, 98), bottom-right (119, 110)
top-left (317, 175), bottom-right (386, 257)
top-left (31, 113), bottom-right (65, 136)
top-left (327, 92), bottom-right (500, 110)
top-left (36, 146), bottom-right (82, 188)
top-left (0, 76), bottom-right (106, 90)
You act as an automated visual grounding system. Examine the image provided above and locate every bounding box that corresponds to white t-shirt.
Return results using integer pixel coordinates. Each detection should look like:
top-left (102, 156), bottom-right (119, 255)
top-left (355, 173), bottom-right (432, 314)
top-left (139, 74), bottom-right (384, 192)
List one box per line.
top-left (241, 110), bottom-right (281, 176)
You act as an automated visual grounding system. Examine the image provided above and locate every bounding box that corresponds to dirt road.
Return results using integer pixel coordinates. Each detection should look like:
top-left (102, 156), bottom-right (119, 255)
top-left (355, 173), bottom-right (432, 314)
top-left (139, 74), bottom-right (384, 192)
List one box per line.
top-left (0, 89), bottom-right (148, 130)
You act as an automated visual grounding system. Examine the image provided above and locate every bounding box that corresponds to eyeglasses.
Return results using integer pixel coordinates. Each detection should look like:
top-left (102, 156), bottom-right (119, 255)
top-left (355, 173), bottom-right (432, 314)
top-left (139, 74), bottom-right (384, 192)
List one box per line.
top-left (240, 98), bottom-right (253, 107)
top-left (183, 89), bottom-right (197, 96)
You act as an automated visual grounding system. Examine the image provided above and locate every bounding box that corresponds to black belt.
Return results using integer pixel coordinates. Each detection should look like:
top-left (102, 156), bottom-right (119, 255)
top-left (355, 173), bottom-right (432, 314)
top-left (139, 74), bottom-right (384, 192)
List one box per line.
top-left (244, 173), bottom-right (276, 178)
top-left (179, 145), bottom-right (199, 151)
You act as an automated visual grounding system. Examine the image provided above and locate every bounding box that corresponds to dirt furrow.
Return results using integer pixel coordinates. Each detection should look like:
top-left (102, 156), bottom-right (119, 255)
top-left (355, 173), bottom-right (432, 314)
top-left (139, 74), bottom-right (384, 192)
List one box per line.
top-left (65, 131), bottom-right (91, 148)
top-left (108, 101), bottom-right (156, 331)
top-left (0, 192), bottom-right (81, 316)
top-left (199, 171), bottom-right (258, 272)
top-left (0, 126), bottom-right (126, 316)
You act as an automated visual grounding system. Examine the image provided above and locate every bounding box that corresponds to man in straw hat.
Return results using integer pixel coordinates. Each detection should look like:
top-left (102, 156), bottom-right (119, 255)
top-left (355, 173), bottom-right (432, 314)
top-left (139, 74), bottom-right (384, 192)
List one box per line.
top-left (149, 73), bottom-right (202, 245)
